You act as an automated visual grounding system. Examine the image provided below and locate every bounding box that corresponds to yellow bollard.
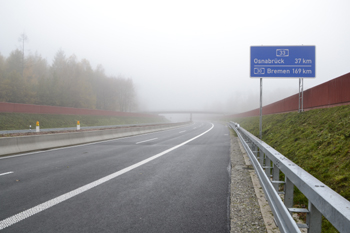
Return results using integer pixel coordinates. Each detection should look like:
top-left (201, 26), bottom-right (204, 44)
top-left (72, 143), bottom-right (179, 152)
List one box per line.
top-left (77, 121), bottom-right (80, 130)
top-left (36, 121), bottom-right (40, 132)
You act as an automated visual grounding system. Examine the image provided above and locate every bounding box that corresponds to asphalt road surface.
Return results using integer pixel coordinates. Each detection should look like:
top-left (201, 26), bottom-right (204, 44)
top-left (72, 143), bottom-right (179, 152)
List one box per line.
top-left (0, 122), bottom-right (231, 232)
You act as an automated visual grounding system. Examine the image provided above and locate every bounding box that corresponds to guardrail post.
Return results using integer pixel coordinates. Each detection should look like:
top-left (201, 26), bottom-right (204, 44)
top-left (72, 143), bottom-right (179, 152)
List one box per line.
top-left (253, 144), bottom-right (258, 158)
top-left (265, 157), bottom-right (271, 178)
top-left (247, 139), bottom-right (253, 151)
top-left (259, 151), bottom-right (264, 166)
top-left (272, 164), bottom-right (280, 192)
top-left (284, 177), bottom-right (294, 208)
top-left (307, 201), bottom-right (322, 233)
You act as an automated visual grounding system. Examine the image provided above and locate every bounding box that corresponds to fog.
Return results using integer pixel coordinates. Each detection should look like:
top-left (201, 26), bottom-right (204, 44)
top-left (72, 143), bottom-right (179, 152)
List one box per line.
top-left (1, 0), bottom-right (349, 113)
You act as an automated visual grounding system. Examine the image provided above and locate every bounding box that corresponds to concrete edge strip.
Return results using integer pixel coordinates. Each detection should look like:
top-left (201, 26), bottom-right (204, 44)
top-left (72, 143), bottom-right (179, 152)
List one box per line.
top-left (0, 123), bottom-right (213, 230)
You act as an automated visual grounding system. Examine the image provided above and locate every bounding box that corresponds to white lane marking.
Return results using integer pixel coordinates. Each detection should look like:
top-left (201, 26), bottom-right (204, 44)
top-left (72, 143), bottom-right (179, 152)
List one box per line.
top-left (0, 171), bottom-right (13, 176)
top-left (193, 127), bottom-right (197, 129)
top-left (0, 123), bottom-right (195, 161)
top-left (179, 130), bottom-right (186, 133)
top-left (0, 123), bottom-right (214, 230)
top-left (136, 138), bottom-right (158, 144)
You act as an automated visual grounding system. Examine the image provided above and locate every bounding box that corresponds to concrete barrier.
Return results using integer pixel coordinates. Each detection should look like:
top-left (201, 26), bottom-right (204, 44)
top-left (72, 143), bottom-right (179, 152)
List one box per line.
top-left (0, 122), bottom-right (190, 157)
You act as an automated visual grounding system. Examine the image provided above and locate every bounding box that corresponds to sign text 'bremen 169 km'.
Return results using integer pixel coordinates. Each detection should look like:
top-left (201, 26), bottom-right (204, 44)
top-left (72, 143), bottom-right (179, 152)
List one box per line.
top-left (250, 46), bottom-right (315, 78)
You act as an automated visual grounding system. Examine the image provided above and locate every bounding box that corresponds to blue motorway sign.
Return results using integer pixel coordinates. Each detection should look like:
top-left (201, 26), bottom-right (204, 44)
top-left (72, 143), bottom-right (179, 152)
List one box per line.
top-left (250, 46), bottom-right (315, 78)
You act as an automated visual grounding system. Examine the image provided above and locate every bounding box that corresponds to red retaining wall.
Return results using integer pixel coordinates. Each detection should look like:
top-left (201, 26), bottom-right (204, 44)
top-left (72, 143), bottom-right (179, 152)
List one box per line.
top-left (231, 72), bottom-right (350, 118)
top-left (0, 102), bottom-right (156, 118)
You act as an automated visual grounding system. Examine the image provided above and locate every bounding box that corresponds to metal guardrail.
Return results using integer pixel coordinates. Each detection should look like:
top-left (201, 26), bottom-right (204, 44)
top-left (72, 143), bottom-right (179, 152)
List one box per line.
top-left (0, 122), bottom-right (173, 135)
top-left (229, 121), bottom-right (350, 233)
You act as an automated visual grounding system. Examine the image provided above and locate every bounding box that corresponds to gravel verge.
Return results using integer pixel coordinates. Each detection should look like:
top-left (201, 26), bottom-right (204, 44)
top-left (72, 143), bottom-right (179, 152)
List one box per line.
top-left (230, 134), bottom-right (280, 233)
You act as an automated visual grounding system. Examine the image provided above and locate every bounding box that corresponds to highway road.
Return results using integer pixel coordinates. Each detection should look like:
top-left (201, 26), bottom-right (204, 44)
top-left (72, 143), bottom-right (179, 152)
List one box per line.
top-left (0, 122), bottom-right (231, 232)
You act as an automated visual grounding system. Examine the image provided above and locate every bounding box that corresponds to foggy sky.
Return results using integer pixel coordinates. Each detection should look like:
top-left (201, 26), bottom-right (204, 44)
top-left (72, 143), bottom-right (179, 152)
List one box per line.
top-left (1, 0), bottom-right (350, 113)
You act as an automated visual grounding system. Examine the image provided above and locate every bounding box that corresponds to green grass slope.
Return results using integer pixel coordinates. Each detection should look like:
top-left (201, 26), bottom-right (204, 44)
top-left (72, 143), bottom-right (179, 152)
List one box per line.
top-left (233, 104), bottom-right (350, 232)
top-left (0, 112), bottom-right (168, 131)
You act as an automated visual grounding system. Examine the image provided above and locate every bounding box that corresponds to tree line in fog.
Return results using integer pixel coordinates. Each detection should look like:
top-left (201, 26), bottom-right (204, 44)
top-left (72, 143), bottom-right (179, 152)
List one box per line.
top-left (0, 47), bottom-right (137, 112)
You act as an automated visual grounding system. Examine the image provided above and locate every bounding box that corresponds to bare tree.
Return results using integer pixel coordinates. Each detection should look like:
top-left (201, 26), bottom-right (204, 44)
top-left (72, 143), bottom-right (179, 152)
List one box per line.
top-left (18, 33), bottom-right (28, 77)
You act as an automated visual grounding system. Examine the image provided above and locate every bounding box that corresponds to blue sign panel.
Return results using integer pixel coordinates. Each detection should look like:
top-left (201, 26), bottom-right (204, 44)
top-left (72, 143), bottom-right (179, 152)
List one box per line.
top-left (250, 46), bottom-right (315, 78)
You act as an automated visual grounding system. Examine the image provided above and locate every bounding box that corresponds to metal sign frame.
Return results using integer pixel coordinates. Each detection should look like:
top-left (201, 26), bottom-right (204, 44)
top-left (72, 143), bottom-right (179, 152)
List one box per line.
top-left (250, 45), bottom-right (316, 139)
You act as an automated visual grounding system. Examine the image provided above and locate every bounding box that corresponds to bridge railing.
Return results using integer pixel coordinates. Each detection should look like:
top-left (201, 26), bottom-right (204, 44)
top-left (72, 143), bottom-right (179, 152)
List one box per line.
top-left (229, 121), bottom-right (350, 233)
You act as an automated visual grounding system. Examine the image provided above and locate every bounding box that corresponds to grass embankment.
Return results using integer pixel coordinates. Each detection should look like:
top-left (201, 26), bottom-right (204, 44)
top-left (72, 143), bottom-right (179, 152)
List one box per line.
top-left (233, 104), bottom-right (350, 233)
top-left (0, 112), bottom-right (167, 131)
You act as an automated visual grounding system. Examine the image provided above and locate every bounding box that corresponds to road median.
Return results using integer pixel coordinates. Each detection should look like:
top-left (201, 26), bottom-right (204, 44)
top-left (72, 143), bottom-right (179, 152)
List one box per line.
top-left (0, 122), bottom-right (189, 157)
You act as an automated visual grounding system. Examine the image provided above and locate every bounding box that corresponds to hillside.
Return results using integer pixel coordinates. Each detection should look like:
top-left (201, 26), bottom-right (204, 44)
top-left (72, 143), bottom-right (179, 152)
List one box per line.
top-left (233, 104), bottom-right (350, 232)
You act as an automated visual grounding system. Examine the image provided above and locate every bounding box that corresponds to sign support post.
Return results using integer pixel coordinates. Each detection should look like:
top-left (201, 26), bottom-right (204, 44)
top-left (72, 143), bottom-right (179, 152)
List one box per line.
top-left (260, 78), bottom-right (263, 140)
top-left (299, 78), bottom-right (304, 113)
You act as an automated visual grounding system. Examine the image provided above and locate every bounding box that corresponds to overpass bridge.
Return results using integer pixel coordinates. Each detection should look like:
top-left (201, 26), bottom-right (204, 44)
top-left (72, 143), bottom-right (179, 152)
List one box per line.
top-left (139, 110), bottom-right (232, 121)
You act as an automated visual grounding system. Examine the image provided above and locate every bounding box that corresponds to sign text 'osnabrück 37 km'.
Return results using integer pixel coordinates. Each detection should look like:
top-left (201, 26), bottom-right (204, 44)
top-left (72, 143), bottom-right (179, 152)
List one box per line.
top-left (250, 46), bottom-right (316, 78)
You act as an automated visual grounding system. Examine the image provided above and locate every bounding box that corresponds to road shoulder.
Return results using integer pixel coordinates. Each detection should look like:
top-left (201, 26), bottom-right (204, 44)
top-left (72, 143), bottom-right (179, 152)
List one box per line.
top-left (230, 134), bottom-right (280, 233)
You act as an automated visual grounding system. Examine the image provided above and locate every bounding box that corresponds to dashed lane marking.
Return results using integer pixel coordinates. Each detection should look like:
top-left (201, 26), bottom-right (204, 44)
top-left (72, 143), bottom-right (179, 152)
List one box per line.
top-left (0, 123), bottom-right (214, 230)
top-left (136, 138), bottom-right (158, 144)
top-left (0, 171), bottom-right (13, 176)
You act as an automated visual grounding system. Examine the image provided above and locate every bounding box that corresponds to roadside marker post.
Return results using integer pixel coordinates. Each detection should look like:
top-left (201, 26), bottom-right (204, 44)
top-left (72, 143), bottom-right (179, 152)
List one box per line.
top-left (36, 121), bottom-right (40, 133)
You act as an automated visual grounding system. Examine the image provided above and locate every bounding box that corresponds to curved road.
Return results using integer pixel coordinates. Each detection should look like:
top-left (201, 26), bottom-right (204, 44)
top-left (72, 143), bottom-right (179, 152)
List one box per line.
top-left (0, 122), bottom-right (230, 232)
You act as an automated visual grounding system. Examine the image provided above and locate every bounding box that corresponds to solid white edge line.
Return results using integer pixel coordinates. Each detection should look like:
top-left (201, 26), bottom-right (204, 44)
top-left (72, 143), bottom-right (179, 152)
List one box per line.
top-left (135, 138), bottom-right (158, 144)
top-left (0, 122), bottom-right (196, 161)
top-left (0, 123), bottom-right (214, 230)
top-left (0, 171), bottom-right (13, 176)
